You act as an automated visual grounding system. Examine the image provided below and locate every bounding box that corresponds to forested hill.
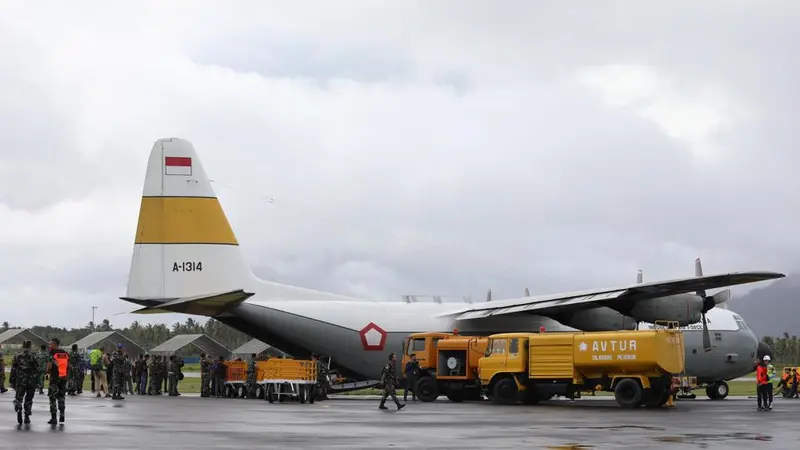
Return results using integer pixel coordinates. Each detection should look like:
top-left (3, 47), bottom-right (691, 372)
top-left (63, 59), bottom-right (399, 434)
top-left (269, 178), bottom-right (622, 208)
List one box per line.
top-left (0, 318), bottom-right (251, 351)
top-left (727, 273), bottom-right (800, 338)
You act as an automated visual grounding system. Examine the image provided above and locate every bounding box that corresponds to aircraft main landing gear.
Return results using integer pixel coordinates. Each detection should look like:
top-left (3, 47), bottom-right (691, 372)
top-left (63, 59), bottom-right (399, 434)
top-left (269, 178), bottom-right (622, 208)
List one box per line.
top-left (705, 381), bottom-right (729, 400)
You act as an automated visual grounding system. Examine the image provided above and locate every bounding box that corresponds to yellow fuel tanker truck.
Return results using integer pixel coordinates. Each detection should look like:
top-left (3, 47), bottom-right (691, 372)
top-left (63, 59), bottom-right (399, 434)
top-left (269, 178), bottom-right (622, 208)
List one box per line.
top-left (478, 322), bottom-right (684, 408)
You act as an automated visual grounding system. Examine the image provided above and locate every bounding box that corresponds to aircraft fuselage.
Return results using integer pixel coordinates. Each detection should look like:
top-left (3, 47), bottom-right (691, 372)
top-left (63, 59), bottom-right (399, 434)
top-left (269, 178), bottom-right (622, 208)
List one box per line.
top-left (219, 298), bottom-right (757, 384)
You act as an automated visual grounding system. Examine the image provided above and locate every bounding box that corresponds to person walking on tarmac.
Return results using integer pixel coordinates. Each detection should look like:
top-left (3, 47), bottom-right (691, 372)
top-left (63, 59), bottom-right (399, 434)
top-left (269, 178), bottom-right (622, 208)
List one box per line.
top-left (12, 340), bottom-right (39, 424)
top-left (378, 353), bottom-right (405, 411)
top-left (764, 355), bottom-right (775, 408)
top-left (47, 338), bottom-right (70, 424)
top-left (756, 358), bottom-right (770, 411)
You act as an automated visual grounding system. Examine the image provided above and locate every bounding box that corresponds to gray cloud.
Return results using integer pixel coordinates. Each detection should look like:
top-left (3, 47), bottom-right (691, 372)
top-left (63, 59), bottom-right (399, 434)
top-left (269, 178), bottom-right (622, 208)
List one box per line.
top-left (0, 1), bottom-right (796, 329)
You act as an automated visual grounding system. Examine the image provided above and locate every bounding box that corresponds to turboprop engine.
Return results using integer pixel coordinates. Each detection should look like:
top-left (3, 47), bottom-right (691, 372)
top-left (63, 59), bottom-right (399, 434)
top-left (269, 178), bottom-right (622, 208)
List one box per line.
top-left (628, 293), bottom-right (705, 326)
top-left (556, 306), bottom-right (638, 331)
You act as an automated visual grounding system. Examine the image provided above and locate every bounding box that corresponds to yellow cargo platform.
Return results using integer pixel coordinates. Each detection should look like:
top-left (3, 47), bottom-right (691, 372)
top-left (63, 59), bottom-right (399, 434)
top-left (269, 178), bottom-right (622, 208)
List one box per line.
top-left (223, 358), bottom-right (318, 403)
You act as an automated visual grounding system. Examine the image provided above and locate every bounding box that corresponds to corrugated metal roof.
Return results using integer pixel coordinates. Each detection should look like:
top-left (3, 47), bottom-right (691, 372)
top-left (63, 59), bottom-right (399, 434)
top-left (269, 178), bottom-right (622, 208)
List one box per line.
top-left (231, 339), bottom-right (288, 358)
top-left (231, 339), bottom-right (270, 355)
top-left (0, 328), bottom-right (48, 346)
top-left (70, 331), bottom-right (144, 354)
top-left (148, 334), bottom-right (229, 357)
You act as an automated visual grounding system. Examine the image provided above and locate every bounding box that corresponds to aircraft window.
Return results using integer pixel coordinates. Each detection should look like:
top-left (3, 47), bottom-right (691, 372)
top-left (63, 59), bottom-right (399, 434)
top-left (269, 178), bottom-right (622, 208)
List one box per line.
top-left (411, 338), bottom-right (426, 353)
top-left (509, 338), bottom-right (519, 354)
top-left (734, 317), bottom-right (748, 331)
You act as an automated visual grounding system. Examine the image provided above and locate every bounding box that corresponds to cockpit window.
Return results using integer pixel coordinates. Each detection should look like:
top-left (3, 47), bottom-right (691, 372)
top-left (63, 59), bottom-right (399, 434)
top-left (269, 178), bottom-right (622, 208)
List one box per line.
top-left (733, 315), bottom-right (748, 331)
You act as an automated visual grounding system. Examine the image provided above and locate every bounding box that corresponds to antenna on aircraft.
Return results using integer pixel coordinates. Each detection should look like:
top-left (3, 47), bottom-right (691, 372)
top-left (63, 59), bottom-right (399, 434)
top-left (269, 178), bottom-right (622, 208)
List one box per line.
top-left (486, 289), bottom-right (492, 302)
top-left (636, 270), bottom-right (643, 284)
top-left (524, 287), bottom-right (530, 296)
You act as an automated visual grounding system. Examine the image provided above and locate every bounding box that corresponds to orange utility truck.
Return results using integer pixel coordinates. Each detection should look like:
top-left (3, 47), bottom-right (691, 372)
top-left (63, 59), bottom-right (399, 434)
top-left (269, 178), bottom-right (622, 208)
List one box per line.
top-left (402, 332), bottom-right (489, 402)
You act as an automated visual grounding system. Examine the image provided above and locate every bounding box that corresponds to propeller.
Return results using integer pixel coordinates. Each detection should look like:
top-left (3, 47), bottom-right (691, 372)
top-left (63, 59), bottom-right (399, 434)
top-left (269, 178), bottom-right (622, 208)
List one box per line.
top-left (694, 258), bottom-right (731, 352)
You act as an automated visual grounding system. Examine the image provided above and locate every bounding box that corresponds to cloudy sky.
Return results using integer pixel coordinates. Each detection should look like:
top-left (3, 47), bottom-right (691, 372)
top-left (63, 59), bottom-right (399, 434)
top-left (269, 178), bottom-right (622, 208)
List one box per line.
top-left (1, 1), bottom-right (798, 329)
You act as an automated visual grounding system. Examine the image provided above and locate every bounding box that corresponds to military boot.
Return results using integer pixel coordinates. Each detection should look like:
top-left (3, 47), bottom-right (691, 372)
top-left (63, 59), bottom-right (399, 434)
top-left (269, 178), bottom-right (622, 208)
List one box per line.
top-left (59, 411), bottom-right (65, 423)
top-left (16, 409), bottom-right (22, 425)
top-left (47, 413), bottom-right (57, 425)
top-left (379, 402), bottom-right (388, 410)
top-left (23, 414), bottom-right (30, 424)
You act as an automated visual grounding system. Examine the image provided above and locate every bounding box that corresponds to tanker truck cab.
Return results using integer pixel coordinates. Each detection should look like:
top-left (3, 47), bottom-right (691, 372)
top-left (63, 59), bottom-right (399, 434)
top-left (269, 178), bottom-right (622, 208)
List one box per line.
top-left (402, 332), bottom-right (453, 375)
top-left (402, 332), bottom-right (487, 402)
top-left (478, 325), bottom-right (685, 408)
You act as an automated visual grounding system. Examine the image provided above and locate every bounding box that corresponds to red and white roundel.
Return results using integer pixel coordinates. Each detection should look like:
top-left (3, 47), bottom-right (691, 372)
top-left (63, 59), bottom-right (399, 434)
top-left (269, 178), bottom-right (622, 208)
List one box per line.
top-left (359, 322), bottom-right (387, 351)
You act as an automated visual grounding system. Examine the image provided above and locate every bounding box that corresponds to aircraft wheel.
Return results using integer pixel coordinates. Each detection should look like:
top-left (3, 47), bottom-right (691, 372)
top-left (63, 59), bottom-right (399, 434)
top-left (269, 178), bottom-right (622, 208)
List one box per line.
top-left (614, 379), bottom-right (643, 408)
top-left (415, 377), bottom-right (440, 402)
top-left (492, 378), bottom-right (518, 405)
top-left (713, 381), bottom-right (729, 400)
top-left (705, 385), bottom-right (717, 400)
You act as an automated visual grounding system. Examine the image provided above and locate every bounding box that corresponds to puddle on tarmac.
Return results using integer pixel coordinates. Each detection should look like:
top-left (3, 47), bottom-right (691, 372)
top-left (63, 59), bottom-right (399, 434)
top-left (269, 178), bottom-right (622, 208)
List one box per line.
top-left (653, 432), bottom-right (772, 446)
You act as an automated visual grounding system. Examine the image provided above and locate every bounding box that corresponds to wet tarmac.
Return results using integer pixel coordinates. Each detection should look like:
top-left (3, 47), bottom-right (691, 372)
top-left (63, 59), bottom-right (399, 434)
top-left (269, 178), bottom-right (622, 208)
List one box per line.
top-left (0, 394), bottom-right (796, 449)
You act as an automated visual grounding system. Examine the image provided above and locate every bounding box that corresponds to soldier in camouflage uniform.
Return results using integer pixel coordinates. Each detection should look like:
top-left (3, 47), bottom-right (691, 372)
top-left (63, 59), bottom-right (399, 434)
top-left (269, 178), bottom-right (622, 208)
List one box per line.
top-left (110, 344), bottom-right (126, 400)
top-left (246, 353), bottom-right (257, 398)
top-left (36, 344), bottom-right (49, 395)
top-left (378, 352), bottom-right (405, 411)
top-left (147, 355), bottom-right (158, 395)
top-left (12, 341), bottom-right (40, 424)
top-left (123, 354), bottom-right (134, 395)
top-left (47, 338), bottom-right (69, 424)
top-left (199, 353), bottom-right (211, 397)
top-left (67, 344), bottom-right (83, 396)
top-left (312, 354), bottom-right (330, 401)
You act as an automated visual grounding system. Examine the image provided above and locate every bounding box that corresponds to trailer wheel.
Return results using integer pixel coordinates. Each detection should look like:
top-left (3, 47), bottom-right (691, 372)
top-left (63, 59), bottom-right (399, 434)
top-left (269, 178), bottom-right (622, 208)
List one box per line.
top-left (614, 379), bottom-right (643, 408)
top-left (267, 385), bottom-right (275, 403)
top-left (415, 377), bottom-right (440, 402)
top-left (299, 385), bottom-right (307, 404)
top-left (492, 378), bottom-right (518, 405)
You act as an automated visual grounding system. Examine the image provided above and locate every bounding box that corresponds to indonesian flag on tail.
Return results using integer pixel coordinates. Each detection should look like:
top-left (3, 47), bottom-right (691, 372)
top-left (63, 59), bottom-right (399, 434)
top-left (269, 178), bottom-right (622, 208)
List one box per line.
top-left (165, 156), bottom-right (192, 176)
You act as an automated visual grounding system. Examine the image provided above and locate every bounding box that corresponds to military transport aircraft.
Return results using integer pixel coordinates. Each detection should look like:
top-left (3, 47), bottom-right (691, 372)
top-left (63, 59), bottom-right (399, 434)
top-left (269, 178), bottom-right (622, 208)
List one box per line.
top-left (121, 138), bottom-right (784, 399)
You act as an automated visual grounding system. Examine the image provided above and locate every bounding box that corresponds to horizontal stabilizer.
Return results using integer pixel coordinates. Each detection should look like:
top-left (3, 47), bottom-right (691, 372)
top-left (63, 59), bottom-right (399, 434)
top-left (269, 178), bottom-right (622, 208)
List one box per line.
top-left (121, 289), bottom-right (254, 316)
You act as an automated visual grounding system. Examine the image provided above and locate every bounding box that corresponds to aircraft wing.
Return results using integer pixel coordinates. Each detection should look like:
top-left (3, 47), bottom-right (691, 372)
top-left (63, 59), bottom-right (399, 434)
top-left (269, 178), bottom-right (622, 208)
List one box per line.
top-left (435, 271), bottom-right (784, 321)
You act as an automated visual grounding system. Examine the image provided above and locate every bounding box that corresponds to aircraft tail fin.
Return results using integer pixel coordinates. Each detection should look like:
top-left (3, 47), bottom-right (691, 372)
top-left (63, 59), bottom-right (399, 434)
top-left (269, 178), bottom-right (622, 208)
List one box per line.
top-left (124, 138), bottom-right (257, 302)
top-left (123, 138), bottom-right (358, 307)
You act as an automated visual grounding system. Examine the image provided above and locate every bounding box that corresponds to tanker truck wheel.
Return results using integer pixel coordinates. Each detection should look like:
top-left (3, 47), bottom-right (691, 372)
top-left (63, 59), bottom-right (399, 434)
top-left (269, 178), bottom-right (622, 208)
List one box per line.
top-left (492, 378), bottom-right (518, 405)
top-left (415, 377), bottom-right (440, 402)
top-left (643, 388), bottom-right (669, 408)
top-left (614, 379), bottom-right (643, 408)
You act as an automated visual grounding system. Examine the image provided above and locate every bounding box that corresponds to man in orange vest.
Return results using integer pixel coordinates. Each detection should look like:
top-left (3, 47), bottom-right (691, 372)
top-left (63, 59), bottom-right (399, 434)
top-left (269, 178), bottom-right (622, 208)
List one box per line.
top-left (756, 358), bottom-right (770, 411)
top-left (46, 338), bottom-right (70, 424)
